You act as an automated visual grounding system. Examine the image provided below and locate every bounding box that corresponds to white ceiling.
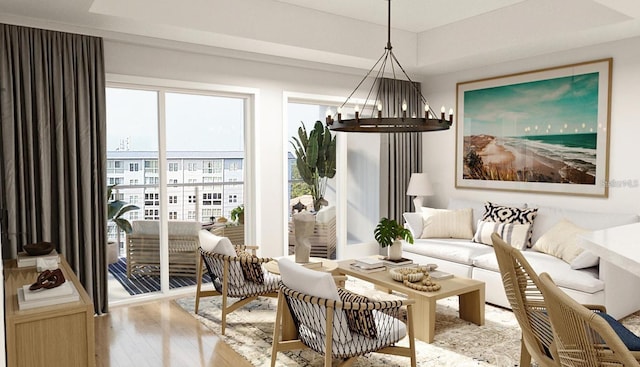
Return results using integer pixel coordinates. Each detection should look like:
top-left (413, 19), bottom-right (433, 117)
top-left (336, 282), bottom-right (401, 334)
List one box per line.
top-left (1, 0), bottom-right (640, 76)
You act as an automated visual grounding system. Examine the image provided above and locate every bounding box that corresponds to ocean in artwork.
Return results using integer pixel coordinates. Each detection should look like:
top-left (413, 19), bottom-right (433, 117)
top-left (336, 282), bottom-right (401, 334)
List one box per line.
top-left (463, 133), bottom-right (597, 184)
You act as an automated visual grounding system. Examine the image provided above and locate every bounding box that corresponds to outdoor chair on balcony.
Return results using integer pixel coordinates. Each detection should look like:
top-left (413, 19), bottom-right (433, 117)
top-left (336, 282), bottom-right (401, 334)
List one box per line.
top-left (195, 230), bottom-right (279, 335)
top-left (271, 258), bottom-right (416, 367)
top-left (126, 220), bottom-right (200, 278)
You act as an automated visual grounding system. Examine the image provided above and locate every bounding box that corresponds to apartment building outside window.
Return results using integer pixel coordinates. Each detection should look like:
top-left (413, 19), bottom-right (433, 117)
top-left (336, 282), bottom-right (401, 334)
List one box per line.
top-left (107, 160), bottom-right (124, 174)
top-left (129, 163), bottom-right (139, 172)
top-left (168, 162), bottom-right (180, 172)
top-left (145, 193), bottom-right (160, 206)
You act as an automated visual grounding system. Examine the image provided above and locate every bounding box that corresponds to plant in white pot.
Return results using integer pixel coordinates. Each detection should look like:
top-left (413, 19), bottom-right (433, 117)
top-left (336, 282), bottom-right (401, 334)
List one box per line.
top-left (374, 217), bottom-right (414, 260)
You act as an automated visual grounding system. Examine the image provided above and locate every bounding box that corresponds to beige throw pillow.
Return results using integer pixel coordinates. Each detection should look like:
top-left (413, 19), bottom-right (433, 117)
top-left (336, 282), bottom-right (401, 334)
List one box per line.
top-left (420, 207), bottom-right (473, 239)
top-left (532, 219), bottom-right (589, 263)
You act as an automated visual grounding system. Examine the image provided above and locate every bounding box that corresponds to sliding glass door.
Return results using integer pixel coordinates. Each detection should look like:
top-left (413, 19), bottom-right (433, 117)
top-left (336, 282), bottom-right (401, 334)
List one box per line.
top-left (106, 84), bottom-right (246, 302)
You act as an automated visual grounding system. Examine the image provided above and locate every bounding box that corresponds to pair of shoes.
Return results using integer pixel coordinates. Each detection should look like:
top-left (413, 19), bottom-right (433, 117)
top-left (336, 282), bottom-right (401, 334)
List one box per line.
top-left (29, 268), bottom-right (66, 291)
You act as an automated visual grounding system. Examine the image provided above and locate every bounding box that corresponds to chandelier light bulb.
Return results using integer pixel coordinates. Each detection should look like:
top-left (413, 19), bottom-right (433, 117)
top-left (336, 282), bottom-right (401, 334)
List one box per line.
top-left (402, 101), bottom-right (407, 111)
top-left (377, 102), bottom-right (383, 111)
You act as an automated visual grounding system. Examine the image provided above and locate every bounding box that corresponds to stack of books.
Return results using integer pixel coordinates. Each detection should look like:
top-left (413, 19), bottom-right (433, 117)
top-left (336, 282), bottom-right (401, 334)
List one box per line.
top-left (17, 250), bottom-right (60, 268)
top-left (382, 257), bottom-right (414, 267)
top-left (17, 280), bottom-right (79, 310)
top-left (350, 258), bottom-right (386, 273)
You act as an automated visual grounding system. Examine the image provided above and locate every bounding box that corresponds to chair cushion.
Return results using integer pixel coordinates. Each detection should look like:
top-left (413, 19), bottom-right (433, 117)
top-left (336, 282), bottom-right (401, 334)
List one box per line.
top-left (337, 288), bottom-right (377, 338)
top-left (199, 230), bottom-right (227, 252)
top-left (236, 249), bottom-right (264, 284)
top-left (279, 258), bottom-right (340, 301)
top-left (597, 312), bottom-right (640, 351)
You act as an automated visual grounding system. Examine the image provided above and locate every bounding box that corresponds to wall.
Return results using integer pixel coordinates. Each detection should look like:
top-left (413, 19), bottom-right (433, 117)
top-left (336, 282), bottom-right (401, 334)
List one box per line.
top-left (104, 40), bottom-right (382, 256)
top-left (420, 36), bottom-right (640, 215)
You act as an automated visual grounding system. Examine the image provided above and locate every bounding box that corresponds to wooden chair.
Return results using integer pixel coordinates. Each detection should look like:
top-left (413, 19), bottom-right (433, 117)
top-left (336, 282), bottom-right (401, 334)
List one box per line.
top-left (195, 244), bottom-right (279, 335)
top-left (491, 232), bottom-right (564, 367)
top-left (271, 258), bottom-right (416, 367)
top-left (539, 272), bottom-right (640, 366)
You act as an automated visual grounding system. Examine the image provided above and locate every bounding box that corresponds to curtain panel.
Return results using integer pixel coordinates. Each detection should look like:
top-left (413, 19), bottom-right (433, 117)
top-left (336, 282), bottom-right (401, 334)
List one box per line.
top-left (378, 78), bottom-right (423, 224)
top-left (0, 23), bottom-right (108, 314)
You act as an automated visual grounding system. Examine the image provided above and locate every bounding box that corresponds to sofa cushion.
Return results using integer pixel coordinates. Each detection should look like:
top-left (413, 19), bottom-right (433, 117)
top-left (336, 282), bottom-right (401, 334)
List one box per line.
top-left (532, 219), bottom-right (589, 264)
top-left (404, 238), bottom-right (494, 265)
top-left (420, 207), bottom-right (473, 239)
top-left (473, 250), bottom-right (603, 294)
top-left (472, 220), bottom-right (531, 250)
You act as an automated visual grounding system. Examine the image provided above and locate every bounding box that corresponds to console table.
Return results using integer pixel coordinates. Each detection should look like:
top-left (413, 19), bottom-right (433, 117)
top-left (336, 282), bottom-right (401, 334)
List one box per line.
top-left (3, 256), bottom-right (95, 367)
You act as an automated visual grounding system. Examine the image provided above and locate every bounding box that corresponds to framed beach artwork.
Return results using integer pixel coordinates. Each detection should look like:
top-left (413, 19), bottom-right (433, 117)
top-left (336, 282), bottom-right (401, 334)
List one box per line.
top-left (455, 58), bottom-right (612, 197)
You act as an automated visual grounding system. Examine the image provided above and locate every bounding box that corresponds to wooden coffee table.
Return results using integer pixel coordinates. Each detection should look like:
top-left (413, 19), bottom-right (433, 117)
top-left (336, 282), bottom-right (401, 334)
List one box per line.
top-left (335, 260), bottom-right (485, 343)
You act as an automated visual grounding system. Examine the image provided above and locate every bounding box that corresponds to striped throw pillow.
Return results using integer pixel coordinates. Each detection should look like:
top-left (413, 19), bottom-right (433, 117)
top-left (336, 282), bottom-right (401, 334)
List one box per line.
top-left (472, 220), bottom-right (531, 250)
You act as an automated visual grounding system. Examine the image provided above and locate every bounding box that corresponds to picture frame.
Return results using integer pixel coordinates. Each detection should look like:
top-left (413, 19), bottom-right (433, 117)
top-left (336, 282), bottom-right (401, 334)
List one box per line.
top-left (455, 58), bottom-right (612, 197)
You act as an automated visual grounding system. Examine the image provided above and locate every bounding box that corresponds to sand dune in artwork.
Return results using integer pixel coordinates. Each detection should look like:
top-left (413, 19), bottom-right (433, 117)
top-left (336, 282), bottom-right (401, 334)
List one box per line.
top-left (464, 135), bottom-right (595, 184)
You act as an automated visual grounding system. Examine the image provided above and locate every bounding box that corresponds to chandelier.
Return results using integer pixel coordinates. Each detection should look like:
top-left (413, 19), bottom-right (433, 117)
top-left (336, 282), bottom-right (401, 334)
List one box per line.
top-left (325, 0), bottom-right (453, 133)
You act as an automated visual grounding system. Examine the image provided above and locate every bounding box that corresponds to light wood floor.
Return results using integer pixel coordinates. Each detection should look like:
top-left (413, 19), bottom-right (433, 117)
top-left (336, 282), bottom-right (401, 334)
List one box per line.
top-left (95, 299), bottom-right (253, 367)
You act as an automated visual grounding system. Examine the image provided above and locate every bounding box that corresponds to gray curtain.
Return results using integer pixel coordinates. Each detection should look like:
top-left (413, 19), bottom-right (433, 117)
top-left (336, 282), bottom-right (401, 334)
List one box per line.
top-left (0, 23), bottom-right (108, 314)
top-left (378, 78), bottom-right (423, 223)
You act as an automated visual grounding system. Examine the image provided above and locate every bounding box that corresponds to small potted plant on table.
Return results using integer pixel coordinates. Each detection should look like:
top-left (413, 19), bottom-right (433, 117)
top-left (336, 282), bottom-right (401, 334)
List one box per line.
top-left (374, 217), bottom-right (414, 260)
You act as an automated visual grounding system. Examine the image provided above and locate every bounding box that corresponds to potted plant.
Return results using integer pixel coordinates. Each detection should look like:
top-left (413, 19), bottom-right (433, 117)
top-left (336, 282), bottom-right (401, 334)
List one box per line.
top-left (107, 184), bottom-right (139, 264)
top-left (290, 120), bottom-right (336, 211)
top-left (374, 217), bottom-right (414, 260)
top-left (230, 204), bottom-right (244, 224)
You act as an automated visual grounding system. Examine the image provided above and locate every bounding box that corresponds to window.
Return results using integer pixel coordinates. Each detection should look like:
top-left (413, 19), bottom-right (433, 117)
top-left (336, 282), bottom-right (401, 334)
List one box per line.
top-left (108, 177), bottom-right (124, 185)
top-left (145, 160), bottom-right (158, 173)
top-left (168, 195), bottom-right (178, 204)
top-left (144, 209), bottom-right (159, 220)
top-left (169, 179), bottom-right (178, 184)
top-left (168, 162), bottom-right (180, 172)
top-left (129, 195), bottom-right (138, 204)
top-left (129, 211), bottom-right (139, 220)
top-left (229, 194), bottom-right (238, 203)
top-left (169, 211), bottom-right (177, 220)
top-left (129, 179), bottom-right (139, 185)
top-left (187, 162), bottom-right (198, 171)
top-left (107, 160), bottom-right (124, 174)
top-left (188, 195), bottom-right (196, 203)
top-left (145, 177), bottom-right (159, 185)
top-left (187, 179), bottom-right (197, 184)
top-left (202, 193), bottom-right (213, 205)
top-left (145, 193), bottom-right (160, 206)
top-left (203, 177), bottom-right (214, 183)
top-left (129, 163), bottom-right (139, 172)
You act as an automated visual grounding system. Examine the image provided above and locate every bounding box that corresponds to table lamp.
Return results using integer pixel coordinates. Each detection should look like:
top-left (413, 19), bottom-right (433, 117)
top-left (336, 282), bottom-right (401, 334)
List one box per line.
top-left (406, 173), bottom-right (433, 210)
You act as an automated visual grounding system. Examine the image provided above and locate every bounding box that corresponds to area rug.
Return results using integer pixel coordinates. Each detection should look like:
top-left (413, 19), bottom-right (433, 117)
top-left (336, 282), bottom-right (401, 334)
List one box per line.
top-left (108, 257), bottom-right (210, 295)
top-left (176, 278), bottom-right (640, 366)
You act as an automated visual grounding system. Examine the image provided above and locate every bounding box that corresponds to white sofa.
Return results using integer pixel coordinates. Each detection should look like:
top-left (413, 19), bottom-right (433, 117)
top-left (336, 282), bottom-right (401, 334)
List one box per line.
top-left (401, 198), bottom-right (640, 319)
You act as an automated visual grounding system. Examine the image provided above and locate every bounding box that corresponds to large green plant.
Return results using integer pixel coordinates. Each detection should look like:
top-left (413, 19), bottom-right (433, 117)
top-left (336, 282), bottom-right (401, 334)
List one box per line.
top-left (374, 217), bottom-right (414, 248)
top-left (107, 184), bottom-right (139, 234)
top-left (290, 120), bottom-right (337, 211)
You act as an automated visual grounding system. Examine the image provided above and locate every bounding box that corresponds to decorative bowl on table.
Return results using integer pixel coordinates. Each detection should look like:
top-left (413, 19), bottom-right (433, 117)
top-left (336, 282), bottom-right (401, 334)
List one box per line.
top-left (389, 267), bottom-right (424, 282)
top-left (23, 241), bottom-right (54, 256)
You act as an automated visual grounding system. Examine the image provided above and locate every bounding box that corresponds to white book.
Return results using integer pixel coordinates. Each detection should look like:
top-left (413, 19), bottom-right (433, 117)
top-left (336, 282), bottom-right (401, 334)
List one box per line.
top-left (429, 270), bottom-right (454, 280)
top-left (22, 281), bottom-right (73, 301)
top-left (355, 257), bottom-right (384, 269)
top-left (350, 263), bottom-right (386, 273)
top-left (17, 250), bottom-right (60, 268)
top-left (17, 282), bottom-right (79, 310)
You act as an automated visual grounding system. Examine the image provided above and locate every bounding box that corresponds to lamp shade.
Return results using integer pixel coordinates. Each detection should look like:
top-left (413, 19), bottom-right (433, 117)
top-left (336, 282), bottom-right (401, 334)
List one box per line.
top-left (406, 173), bottom-right (433, 196)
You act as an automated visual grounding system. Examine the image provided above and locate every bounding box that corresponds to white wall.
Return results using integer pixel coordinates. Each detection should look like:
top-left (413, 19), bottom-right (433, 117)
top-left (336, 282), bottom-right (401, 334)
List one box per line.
top-left (104, 40), bottom-right (381, 257)
top-left (420, 36), bottom-right (640, 215)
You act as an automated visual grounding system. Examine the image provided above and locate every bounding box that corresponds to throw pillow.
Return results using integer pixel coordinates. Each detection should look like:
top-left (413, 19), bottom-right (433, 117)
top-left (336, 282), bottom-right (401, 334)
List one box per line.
top-left (472, 220), bottom-right (531, 250)
top-left (532, 219), bottom-right (590, 264)
top-left (236, 248), bottom-right (264, 284)
top-left (420, 207), bottom-right (474, 239)
top-left (570, 250), bottom-right (600, 270)
top-left (402, 212), bottom-right (423, 239)
top-left (481, 202), bottom-right (538, 245)
top-left (337, 288), bottom-right (378, 339)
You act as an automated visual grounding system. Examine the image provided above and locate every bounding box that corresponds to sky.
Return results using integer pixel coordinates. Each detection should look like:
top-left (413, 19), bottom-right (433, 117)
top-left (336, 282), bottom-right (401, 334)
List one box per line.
top-left (106, 88), bottom-right (244, 152)
top-left (463, 72), bottom-right (600, 137)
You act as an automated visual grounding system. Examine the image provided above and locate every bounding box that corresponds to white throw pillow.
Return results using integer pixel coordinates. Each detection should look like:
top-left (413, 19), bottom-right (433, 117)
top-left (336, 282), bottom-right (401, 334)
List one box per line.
top-left (472, 220), bottom-right (531, 250)
top-left (420, 207), bottom-right (473, 239)
top-left (402, 212), bottom-right (423, 239)
top-left (532, 219), bottom-right (590, 264)
top-left (570, 250), bottom-right (600, 270)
